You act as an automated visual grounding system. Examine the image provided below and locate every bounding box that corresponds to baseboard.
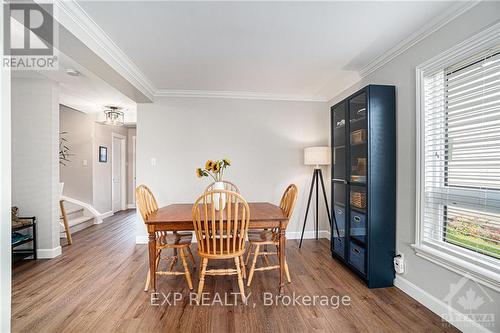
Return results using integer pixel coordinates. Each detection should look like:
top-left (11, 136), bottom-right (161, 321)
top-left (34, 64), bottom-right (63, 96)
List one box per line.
top-left (37, 246), bottom-right (62, 259)
top-left (394, 276), bottom-right (493, 333)
top-left (127, 204), bottom-right (136, 209)
top-left (135, 230), bottom-right (331, 245)
top-left (286, 230), bottom-right (331, 240)
top-left (95, 211), bottom-right (113, 224)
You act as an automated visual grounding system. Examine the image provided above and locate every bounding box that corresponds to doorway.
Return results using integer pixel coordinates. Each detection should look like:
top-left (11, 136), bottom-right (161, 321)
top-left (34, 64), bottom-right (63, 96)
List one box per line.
top-left (112, 133), bottom-right (126, 213)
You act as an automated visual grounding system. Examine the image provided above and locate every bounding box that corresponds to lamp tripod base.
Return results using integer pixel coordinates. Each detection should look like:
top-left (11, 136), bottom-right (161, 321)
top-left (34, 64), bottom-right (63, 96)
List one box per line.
top-left (299, 168), bottom-right (339, 248)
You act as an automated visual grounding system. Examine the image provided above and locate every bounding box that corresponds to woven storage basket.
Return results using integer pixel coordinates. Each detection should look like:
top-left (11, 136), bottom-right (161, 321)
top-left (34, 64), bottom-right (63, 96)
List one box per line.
top-left (350, 191), bottom-right (367, 209)
top-left (351, 129), bottom-right (367, 144)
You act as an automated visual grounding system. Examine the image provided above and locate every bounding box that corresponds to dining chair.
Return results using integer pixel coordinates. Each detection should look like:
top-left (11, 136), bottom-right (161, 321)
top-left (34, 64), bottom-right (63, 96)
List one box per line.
top-left (192, 190), bottom-right (250, 302)
top-left (245, 184), bottom-right (298, 286)
top-left (205, 180), bottom-right (240, 193)
top-left (136, 185), bottom-right (196, 291)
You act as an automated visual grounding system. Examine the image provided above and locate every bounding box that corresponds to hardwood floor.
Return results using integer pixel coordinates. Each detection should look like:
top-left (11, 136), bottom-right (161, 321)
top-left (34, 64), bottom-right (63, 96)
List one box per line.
top-left (12, 210), bottom-right (458, 333)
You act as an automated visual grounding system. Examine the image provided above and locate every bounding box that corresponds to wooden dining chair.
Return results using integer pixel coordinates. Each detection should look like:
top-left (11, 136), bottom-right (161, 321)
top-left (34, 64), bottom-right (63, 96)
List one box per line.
top-left (192, 190), bottom-right (250, 302)
top-left (205, 180), bottom-right (240, 193)
top-left (245, 184), bottom-right (298, 286)
top-left (136, 185), bottom-right (196, 291)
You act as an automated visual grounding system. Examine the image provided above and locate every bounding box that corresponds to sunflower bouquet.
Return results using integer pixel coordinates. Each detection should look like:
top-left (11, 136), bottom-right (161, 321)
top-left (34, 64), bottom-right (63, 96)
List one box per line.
top-left (196, 159), bottom-right (231, 182)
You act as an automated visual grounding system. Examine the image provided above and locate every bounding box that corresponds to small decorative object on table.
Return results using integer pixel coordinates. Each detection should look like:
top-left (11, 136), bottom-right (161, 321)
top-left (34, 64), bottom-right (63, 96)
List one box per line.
top-left (196, 158), bottom-right (231, 210)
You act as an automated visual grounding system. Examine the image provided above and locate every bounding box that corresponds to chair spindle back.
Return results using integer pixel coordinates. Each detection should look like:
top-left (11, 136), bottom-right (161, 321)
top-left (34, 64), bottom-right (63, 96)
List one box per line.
top-left (192, 190), bottom-right (250, 257)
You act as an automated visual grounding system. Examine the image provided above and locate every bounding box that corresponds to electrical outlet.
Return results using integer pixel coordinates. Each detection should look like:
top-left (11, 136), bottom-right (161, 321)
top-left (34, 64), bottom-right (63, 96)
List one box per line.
top-left (394, 253), bottom-right (405, 274)
top-left (151, 158), bottom-right (157, 167)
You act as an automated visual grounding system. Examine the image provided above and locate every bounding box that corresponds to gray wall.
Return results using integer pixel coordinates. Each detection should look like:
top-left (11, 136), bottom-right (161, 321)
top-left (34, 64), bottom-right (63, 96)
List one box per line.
top-left (12, 78), bottom-right (60, 256)
top-left (327, 2), bottom-right (500, 330)
top-left (59, 106), bottom-right (134, 213)
top-left (135, 97), bottom-right (330, 241)
top-left (59, 105), bottom-right (94, 204)
top-left (127, 127), bottom-right (136, 207)
top-left (93, 122), bottom-right (128, 213)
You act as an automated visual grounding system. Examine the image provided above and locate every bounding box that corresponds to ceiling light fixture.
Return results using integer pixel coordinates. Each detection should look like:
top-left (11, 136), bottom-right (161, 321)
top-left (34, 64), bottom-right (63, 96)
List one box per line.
top-left (103, 106), bottom-right (124, 126)
top-left (65, 68), bottom-right (81, 76)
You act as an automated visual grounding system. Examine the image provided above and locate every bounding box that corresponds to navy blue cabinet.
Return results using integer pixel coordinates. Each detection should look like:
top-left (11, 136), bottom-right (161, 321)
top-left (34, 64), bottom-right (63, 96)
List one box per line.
top-left (330, 85), bottom-right (396, 288)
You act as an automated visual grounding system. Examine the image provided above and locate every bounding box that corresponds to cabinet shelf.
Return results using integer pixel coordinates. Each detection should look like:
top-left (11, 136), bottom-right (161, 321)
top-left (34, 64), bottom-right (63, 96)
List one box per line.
top-left (350, 117), bottom-right (366, 124)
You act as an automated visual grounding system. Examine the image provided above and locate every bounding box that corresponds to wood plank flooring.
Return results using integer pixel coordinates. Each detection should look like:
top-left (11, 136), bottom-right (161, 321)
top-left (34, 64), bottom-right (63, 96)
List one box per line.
top-left (12, 210), bottom-right (458, 333)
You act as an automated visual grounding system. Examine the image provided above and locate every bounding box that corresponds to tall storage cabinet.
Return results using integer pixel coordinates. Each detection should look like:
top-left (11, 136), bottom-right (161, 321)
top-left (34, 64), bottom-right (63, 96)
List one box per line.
top-left (330, 85), bottom-right (396, 288)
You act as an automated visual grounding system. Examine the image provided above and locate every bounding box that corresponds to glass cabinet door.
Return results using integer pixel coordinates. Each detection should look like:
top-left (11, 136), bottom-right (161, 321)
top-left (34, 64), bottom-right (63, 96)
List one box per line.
top-left (332, 102), bottom-right (346, 181)
top-left (332, 183), bottom-right (346, 258)
top-left (349, 93), bottom-right (367, 185)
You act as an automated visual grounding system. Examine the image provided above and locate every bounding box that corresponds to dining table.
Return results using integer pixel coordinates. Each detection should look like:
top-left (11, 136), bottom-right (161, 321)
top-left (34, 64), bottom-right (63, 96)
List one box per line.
top-left (145, 202), bottom-right (289, 294)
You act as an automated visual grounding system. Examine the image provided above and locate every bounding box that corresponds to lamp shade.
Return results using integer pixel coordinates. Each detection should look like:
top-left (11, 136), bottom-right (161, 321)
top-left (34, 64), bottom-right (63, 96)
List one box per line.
top-left (304, 146), bottom-right (331, 166)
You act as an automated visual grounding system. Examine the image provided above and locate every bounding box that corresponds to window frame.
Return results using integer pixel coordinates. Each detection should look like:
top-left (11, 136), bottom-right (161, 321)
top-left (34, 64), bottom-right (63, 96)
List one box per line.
top-left (414, 23), bottom-right (500, 292)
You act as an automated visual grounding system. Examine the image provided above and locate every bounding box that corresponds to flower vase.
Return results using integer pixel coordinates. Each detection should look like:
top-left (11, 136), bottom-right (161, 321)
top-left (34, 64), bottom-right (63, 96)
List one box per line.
top-left (213, 181), bottom-right (226, 211)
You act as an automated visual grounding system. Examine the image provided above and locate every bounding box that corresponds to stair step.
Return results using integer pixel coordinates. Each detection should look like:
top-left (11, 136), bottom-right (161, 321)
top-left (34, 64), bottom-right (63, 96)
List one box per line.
top-left (60, 207), bottom-right (84, 219)
top-left (66, 215), bottom-right (93, 228)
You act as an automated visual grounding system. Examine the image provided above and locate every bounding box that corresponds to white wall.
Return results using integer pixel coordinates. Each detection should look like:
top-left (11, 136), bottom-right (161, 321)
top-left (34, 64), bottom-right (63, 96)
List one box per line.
top-left (12, 78), bottom-right (61, 258)
top-left (327, 2), bottom-right (500, 331)
top-left (59, 105), bottom-right (94, 204)
top-left (0, 4), bottom-right (12, 327)
top-left (136, 97), bottom-right (330, 242)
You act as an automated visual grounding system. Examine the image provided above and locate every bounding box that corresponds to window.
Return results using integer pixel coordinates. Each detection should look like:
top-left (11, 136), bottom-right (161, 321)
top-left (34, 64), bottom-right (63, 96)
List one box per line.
top-left (415, 25), bottom-right (500, 290)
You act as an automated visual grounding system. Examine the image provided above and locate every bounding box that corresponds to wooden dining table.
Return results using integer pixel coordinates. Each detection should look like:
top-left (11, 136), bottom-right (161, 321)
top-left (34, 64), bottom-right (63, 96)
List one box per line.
top-left (145, 202), bottom-right (289, 293)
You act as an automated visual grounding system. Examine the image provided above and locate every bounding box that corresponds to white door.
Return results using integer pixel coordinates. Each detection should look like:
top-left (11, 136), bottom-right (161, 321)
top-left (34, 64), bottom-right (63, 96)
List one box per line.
top-left (112, 135), bottom-right (125, 212)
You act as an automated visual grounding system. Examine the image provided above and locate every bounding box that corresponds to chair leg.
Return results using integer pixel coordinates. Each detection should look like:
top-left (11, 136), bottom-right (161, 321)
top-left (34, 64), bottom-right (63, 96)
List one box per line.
top-left (245, 243), bottom-right (253, 265)
top-left (179, 247), bottom-right (193, 290)
top-left (197, 258), bottom-right (208, 304)
top-left (247, 244), bottom-right (260, 286)
top-left (187, 246), bottom-right (196, 267)
top-left (144, 271), bottom-right (150, 292)
top-left (239, 255), bottom-right (246, 279)
top-left (284, 258), bottom-right (291, 283)
top-left (145, 249), bottom-right (161, 292)
top-left (263, 252), bottom-right (271, 267)
top-left (235, 256), bottom-right (246, 302)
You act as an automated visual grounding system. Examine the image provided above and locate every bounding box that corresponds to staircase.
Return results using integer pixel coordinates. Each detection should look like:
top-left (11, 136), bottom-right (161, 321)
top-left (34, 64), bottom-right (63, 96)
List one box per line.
top-left (60, 201), bottom-right (95, 237)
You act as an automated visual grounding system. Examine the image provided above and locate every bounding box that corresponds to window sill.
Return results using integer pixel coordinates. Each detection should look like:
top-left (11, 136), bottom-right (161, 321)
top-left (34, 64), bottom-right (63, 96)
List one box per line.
top-left (412, 244), bottom-right (500, 292)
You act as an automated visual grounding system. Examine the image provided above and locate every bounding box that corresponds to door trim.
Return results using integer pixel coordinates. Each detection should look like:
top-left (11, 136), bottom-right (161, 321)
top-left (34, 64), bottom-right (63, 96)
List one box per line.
top-left (132, 135), bottom-right (136, 206)
top-left (111, 132), bottom-right (126, 212)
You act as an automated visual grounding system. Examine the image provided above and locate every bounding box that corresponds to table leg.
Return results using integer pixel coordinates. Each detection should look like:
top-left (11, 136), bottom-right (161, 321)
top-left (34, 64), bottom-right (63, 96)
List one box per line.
top-left (279, 221), bottom-right (286, 294)
top-left (148, 231), bottom-right (157, 291)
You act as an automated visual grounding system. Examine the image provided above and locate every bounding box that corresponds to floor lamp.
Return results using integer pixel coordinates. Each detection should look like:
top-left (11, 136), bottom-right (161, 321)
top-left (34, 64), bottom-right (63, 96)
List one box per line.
top-left (299, 147), bottom-right (339, 248)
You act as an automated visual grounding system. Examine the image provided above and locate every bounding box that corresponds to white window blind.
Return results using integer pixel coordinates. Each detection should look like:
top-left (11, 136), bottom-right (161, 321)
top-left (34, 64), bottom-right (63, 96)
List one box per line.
top-left (422, 47), bottom-right (500, 261)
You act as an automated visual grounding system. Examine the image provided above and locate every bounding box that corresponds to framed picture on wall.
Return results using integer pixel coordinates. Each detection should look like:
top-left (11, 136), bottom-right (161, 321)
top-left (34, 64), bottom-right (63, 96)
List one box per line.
top-left (99, 146), bottom-right (107, 162)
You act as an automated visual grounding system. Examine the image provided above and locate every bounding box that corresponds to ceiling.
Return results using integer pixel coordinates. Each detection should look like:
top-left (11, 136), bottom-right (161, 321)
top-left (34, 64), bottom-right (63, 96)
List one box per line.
top-left (75, 1), bottom-right (460, 101)
top-left (14, 51), bottom-right (137, 121)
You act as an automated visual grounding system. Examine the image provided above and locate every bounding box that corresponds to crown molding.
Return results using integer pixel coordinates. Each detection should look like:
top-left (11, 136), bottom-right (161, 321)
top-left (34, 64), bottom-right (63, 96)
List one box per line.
top-left (154, 89), bottom-right (329, 102)
top-left (359, 1), bottom-right (481, 79)
top-left (53, 0), bottom-right (156, 101)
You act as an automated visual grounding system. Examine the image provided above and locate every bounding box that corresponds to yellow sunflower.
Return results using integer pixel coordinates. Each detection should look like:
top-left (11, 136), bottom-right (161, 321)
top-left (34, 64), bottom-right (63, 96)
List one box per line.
top-left (223, 158), bottom-right (231, 166)
top-left (212, 162), bottom-right (221, 173)
top-left (196, 168), bottom-right (204, 178)
top-left (205, 160), bottom-right (214, 170)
